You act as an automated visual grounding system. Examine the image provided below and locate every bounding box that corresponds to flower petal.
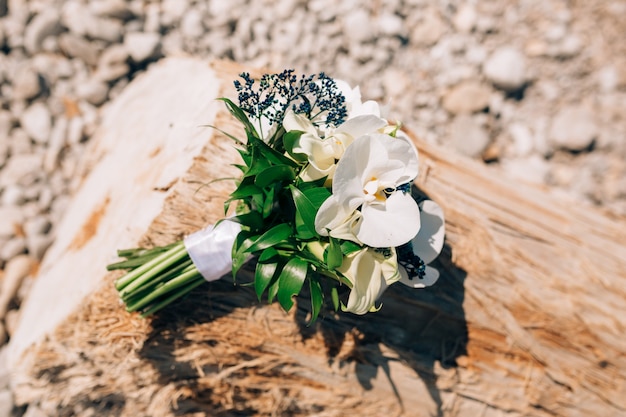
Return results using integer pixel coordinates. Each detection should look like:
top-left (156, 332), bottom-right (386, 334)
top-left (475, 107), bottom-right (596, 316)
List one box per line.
top-left (337, 115), bottom-right (387, 138)
top-left (357, 192), bottom-right (421, 247)
top-left (283, 109), bottom-right (317, 134)
top-left (340, 249), bottom-right (398, 315)
top-left (315, 195), bottom-right (352, 236)
top-left (412, 200), bottom-right (445, 264)
top-left (398, 265), bottom-right (440, 288)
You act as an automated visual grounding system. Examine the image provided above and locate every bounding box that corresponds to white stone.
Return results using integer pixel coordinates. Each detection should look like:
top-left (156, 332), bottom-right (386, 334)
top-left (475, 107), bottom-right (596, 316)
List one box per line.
top-left (23, 9), bottom-right (62, 54)
top-left (508, 122), bottom-right (534, 156)
top-left (377, 12), bottom-right (405, 37)
top-left (75, 79), bottom-right (109, 105)
top-left (12, 67), bottom-right (41, 100)
top-left (449, 114), bottom-right (490, 158)
top-left (1, 185), bottom-right (25, 205)
top-left (549, 105), bottom-right (598, 151)
top-left (501, 155), bottom-right (550, 185)
top-left (19, 102), bottom-right (51, 144)
top-left (442, 80), bottom-right (491, 114)
top-left (57, 33), bottom-right (100, 66)
top-left (411, 10), bottom-right (446, 46)
top-left (0, 206), bottom-right (23, 238)
top-left (86, 16), bottom-right (124, 43)
top-left (90, 0), bottom-right (134, 20)
top-left (0, 237), bottom-right (26, 260)
top-left (24, 216), bottom-right (51, 236)
top-left (343, 9), bottom-right (373, 43)
top-left (0, 153), bottom-right (43, 187)
top-left (181, 9), bottom-right (204, 38)
top-left (483, 47), bottom-right (527, 91)
top-left (27, 234), bottom-right (54, 260)
top-left (453, 4), bottom-right (477, 33)
top-left (124, 32), bottom-right (161, 62)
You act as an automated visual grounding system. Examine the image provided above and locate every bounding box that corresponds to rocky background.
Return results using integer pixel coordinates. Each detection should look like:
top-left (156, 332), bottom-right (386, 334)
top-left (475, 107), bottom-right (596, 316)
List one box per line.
top-left (0, 0), bottom-right (625, 415)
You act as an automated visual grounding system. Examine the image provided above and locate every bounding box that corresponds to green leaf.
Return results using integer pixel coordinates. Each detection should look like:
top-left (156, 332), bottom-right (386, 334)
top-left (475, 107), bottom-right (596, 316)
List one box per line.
top-left (290, 185), bottom-right (318, 236)
top-left (231, 211), bottom-right (264, 231)
top-left (331, 286), bottom-right (340, 311)
top-left (218, 98), bottom-right (258, 139)
top-left (308, 276), bottom-right (323, 324)
top-left (283, 131), bottom-right (308, 162)
top-left (303, 187), bottom-right (331, 211)
top-left (253, 136), bottom-right (299, 168)
top-left (229, 183), bottom-right (262, 200)
top-left (232, 231), bottom-right (255, 279)
top-left (262, 185), bottom-right (275, 219)
top-left (246, 223), bottom-right (292, 253)
top-left (325, 237), bottom-right (343, 271)
top-left (255, 248), bottom-right (280, 300)
top-left (277, 257), bottom-right (308, 311)
top-left (255, 165), bottom-right (296, 188)
top-left (341, 240), bottom-right (363, 255)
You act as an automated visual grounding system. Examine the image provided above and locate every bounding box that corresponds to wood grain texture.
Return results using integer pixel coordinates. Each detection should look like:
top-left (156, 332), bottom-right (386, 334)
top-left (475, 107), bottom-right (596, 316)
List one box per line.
top-left (10, 59), bottom-right (626, 417)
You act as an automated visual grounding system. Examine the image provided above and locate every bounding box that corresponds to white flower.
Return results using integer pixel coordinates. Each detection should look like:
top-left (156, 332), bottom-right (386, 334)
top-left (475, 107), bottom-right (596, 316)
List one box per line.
top-left (338, 247), bottom-right (400, 315)
top-left (398, 200), bottom-right (446, 288)
top-left (315, 133), bottom-right (420, 248)
top-left (282, 109), bottom-right (387, 183)
top-left (335, 80), bottom-right (383, 118)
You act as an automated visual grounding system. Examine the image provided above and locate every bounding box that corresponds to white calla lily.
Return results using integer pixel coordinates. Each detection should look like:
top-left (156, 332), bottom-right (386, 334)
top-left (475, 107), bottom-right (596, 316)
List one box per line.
top-left (398, 200), bottom-right (446, 288)
top-left (335, 80), bottom-right (382, 118)
top-left (315, 133), bottom-right (420, 247)
top-left (339, 247), bottom-right (400, 315)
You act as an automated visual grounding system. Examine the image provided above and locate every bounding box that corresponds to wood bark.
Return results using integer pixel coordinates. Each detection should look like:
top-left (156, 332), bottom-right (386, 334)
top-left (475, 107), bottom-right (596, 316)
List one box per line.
top-left (8, 58), bottom-right (626, 417)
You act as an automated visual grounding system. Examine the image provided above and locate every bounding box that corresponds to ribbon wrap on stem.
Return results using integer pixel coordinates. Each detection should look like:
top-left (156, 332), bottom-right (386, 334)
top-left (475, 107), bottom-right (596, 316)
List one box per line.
top-left (184, 220), bottom-right (241, 281)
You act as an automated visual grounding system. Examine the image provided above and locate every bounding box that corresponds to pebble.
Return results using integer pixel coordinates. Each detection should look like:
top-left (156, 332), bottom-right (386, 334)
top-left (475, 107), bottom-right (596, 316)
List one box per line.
top-left (442, 80), bottom-right (491, 114)
top-left (124, 32), bottom-right (161, 62)
top-left (0, 185), bottom-right (26, 206)
top-left (506, 122), bottom-right (533, 156)
top-left (0, 206), bottom-right (22, 238)
top-left (23, 9), bottom-right (62, 54)
top-left (19, 102), bottom-right (52, 144)
top-left (453, 4), bottom-right (477, 33)
top-left (26, 234), bottom-right (54, 260)
top-left (502, 155), bottom-right (550, 184)
top-left (343, 9), bottom-right (374, 43)
top-left (75, 79), bottom-right (109, 106)
top-left (180, 9), bottom-right (205, 39)
top-left (549, 105), bottom-right (598, 151)
top-left (0, 153), bottom-right (43, 187)
top-left (90, 0), bottom-right (135, 21)
top-left (449, 114), bottom-right (491, 158)
top-left (12, 67), bottom-right (42, 101)
top-left (483, 47), bottom-right (527, 92)
top-left (0, 238), bottom-right (26, 262)
top-left (57, 33), bottom-right (100, 66)
top-left (411, 10), bottom-right (446, 46)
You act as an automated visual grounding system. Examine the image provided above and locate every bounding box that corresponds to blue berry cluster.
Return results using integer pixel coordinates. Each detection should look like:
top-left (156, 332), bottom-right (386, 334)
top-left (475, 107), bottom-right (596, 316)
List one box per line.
top-left (234, 70), bottom-right (348, 128)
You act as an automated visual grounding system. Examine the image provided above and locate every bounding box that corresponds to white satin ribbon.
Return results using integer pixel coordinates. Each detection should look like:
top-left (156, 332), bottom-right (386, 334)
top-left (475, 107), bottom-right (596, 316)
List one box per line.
top-left (184, 220), bottom-right (241, 282)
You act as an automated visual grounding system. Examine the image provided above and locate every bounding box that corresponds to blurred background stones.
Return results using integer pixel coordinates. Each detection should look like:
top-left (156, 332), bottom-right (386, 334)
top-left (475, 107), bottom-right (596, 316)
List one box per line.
top-left (0, 0), bottom-right (625, 414)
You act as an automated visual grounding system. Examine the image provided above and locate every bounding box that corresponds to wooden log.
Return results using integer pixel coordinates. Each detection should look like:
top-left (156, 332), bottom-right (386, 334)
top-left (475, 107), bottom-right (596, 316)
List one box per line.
top-left (8, 57), bottom-right (626, 417)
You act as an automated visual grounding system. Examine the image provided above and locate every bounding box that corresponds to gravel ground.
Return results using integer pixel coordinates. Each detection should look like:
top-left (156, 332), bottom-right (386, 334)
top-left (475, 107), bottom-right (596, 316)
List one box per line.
top-left (0, 0), bottom-right (625, 414)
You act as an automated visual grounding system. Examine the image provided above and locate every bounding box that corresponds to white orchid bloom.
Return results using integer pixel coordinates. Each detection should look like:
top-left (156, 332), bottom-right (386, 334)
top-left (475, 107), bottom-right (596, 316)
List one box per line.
top-left (315, 133), bottom-right (421, 248)
top-left (398, 200), bottom-right (446, 288)
top-left (282, 109), bottom-right (387, 183)
top-left (335, 80), bottom-right (382, 118)
top-left (339, 247), bottom-right (400, 315)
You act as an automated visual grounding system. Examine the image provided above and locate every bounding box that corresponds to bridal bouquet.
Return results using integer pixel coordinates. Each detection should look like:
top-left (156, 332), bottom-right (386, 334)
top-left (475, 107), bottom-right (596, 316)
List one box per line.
top-left (109, 70), bottom-right (445, 321)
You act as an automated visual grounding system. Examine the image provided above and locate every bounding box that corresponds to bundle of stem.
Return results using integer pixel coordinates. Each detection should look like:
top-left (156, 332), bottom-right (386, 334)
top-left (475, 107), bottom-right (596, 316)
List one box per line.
top-left (108, 241), bottom-right (205, 316)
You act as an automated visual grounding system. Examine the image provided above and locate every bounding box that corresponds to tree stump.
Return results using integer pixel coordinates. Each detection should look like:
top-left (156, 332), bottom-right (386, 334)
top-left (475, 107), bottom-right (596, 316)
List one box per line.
top-left (8, 57), bottom-right (626, 417)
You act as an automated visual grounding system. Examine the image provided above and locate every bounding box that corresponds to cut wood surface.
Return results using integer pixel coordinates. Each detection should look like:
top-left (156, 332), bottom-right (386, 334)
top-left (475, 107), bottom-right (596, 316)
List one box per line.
top-left (8, 57), bottom-right (626, 417)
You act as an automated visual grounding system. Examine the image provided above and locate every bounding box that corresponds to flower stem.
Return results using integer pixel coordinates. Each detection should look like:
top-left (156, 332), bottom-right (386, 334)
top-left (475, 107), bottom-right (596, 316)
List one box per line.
top-left (115, 241), bottom-right (186, 293)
